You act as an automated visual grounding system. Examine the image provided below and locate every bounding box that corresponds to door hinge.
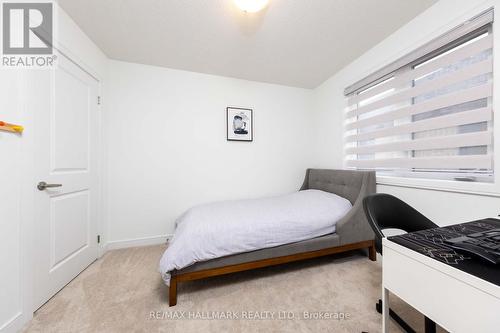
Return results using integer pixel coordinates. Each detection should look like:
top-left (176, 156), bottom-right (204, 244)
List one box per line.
top-left (97, 96), bottom-right (101, 105)
top-left (97, 235), bottom-right (101, 244)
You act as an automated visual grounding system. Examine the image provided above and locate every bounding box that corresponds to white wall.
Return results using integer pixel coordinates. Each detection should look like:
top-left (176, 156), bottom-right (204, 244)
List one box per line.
top-left (313, 0), bottom-right (500, 225)
top-left (104, 60), bottom-right (316, 246)
top-left (0, 71), bottom-right (25, 333)
top-left (0, 5), bottom-right (107, 333)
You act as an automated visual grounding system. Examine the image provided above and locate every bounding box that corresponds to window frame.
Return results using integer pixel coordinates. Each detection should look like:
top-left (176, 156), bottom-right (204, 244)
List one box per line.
top-left (343, 11), bottom-right (500, 196)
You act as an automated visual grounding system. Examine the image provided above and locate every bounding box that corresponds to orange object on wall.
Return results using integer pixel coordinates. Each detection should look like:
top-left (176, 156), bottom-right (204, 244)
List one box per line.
top-left (0, 121), bottom-right (24, 133)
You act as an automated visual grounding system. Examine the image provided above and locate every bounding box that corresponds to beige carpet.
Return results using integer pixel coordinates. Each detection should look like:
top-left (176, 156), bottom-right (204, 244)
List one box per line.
top-left (24, 245), bottom-right (447, 333)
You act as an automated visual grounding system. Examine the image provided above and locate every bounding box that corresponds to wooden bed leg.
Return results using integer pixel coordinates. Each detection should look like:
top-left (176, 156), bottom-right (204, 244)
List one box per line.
top-left (169, 276), bottom-right (177, 307)
top-left (368, 242), bottom-right (377, 261)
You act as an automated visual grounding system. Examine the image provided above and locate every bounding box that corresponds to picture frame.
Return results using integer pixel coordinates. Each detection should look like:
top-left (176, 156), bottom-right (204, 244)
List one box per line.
top-left (226, 107), bottom-right (253, 142)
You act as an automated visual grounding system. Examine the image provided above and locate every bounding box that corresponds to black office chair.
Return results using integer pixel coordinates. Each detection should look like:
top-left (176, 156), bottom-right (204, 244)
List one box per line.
top-left (363, 193), bottom-right (438, 333)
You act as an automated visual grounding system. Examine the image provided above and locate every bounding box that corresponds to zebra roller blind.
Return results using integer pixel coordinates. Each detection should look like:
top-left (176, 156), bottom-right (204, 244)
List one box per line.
top-left (344, 12), bottom-right (494, 182)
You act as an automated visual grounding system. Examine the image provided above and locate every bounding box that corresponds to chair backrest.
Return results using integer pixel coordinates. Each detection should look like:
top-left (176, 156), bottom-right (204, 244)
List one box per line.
top-left (363, 193), bottom-right (438, 254)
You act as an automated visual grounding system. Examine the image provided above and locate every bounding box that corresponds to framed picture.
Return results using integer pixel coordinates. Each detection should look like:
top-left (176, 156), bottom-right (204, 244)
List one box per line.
top-left (226, 107), bottom-right (253, 142)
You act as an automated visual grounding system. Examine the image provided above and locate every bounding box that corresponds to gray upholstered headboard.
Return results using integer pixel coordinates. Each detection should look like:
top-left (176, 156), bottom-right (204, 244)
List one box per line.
top-left (300, 169), bottom-right (376, 205)
top-left (300, 169), bottom-right (377, 245)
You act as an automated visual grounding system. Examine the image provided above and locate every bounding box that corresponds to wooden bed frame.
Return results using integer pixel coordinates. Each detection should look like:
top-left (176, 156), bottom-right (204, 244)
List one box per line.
top-left (169, 239), bottom-right (376, 306)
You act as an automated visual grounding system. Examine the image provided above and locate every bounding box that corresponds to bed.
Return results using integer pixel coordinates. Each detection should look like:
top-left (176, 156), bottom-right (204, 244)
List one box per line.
top-left (161, 169), bottom-right (376, 306)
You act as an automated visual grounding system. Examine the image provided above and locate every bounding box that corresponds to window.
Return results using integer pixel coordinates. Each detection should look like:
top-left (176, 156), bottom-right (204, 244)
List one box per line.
top-left (344, 10), bottom-right (494, 183)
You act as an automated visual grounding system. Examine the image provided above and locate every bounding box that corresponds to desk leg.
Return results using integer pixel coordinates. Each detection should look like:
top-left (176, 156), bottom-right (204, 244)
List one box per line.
top-left (382, 287), bottom-right (389, 333)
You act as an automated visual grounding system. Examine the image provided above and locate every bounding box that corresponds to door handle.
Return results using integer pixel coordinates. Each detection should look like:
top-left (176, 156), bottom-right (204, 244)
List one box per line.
top-left (37, 181), bottom-right (62, 191)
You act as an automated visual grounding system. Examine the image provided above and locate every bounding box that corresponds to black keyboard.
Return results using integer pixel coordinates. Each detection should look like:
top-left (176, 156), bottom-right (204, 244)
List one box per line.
top-left (445, 228), bottom-right (500, 264)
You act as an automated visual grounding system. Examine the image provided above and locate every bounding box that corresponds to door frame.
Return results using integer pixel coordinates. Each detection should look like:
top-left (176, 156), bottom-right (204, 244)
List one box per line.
top-left (19, 40), bottom-right (105, 325)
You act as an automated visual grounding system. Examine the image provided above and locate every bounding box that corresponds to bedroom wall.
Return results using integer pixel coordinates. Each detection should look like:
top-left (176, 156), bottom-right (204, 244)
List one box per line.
top-left (0, 70), bottom-right (25, 333)
top-left (313, 0), bottom-right (500, 226)
top-left (104, 60), bottom-right (316, 247)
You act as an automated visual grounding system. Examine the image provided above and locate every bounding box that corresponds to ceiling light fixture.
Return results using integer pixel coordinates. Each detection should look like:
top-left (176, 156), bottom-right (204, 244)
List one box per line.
top-left (234, 0), bottom-right (269, 13)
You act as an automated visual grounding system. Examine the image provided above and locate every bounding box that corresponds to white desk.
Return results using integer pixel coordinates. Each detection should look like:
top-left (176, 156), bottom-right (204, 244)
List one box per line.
top-left (382, 238), bottom-right (500, 333)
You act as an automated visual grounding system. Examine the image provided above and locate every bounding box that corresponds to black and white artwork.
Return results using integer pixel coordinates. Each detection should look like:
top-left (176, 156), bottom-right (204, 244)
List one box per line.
top-left (227, 107), bottom-right (253, 141)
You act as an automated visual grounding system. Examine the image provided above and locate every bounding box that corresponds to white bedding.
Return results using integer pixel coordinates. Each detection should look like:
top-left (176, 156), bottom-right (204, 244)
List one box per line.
top-left (159, 189), bottom-right (352, 285)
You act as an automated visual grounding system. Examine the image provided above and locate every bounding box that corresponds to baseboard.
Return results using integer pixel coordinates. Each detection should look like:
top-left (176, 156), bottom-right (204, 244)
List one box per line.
top-left (106, 235), bottom-right (172, 250)
top-left (0, 312), bottom-right (23, 333)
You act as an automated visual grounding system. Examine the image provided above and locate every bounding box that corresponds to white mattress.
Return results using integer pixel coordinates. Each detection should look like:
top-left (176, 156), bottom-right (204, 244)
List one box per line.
top-left (159, 189), bottom-right (352, 285)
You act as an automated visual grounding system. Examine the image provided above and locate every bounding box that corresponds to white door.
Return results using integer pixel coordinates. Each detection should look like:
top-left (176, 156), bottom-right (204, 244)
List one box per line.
top-left (33, 51), bottom-right (100, 309)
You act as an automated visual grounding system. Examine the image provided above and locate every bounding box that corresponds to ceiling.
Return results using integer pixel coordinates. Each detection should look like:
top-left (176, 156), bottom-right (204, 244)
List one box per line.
top-left (57, 0), bottom-right (438, 88)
